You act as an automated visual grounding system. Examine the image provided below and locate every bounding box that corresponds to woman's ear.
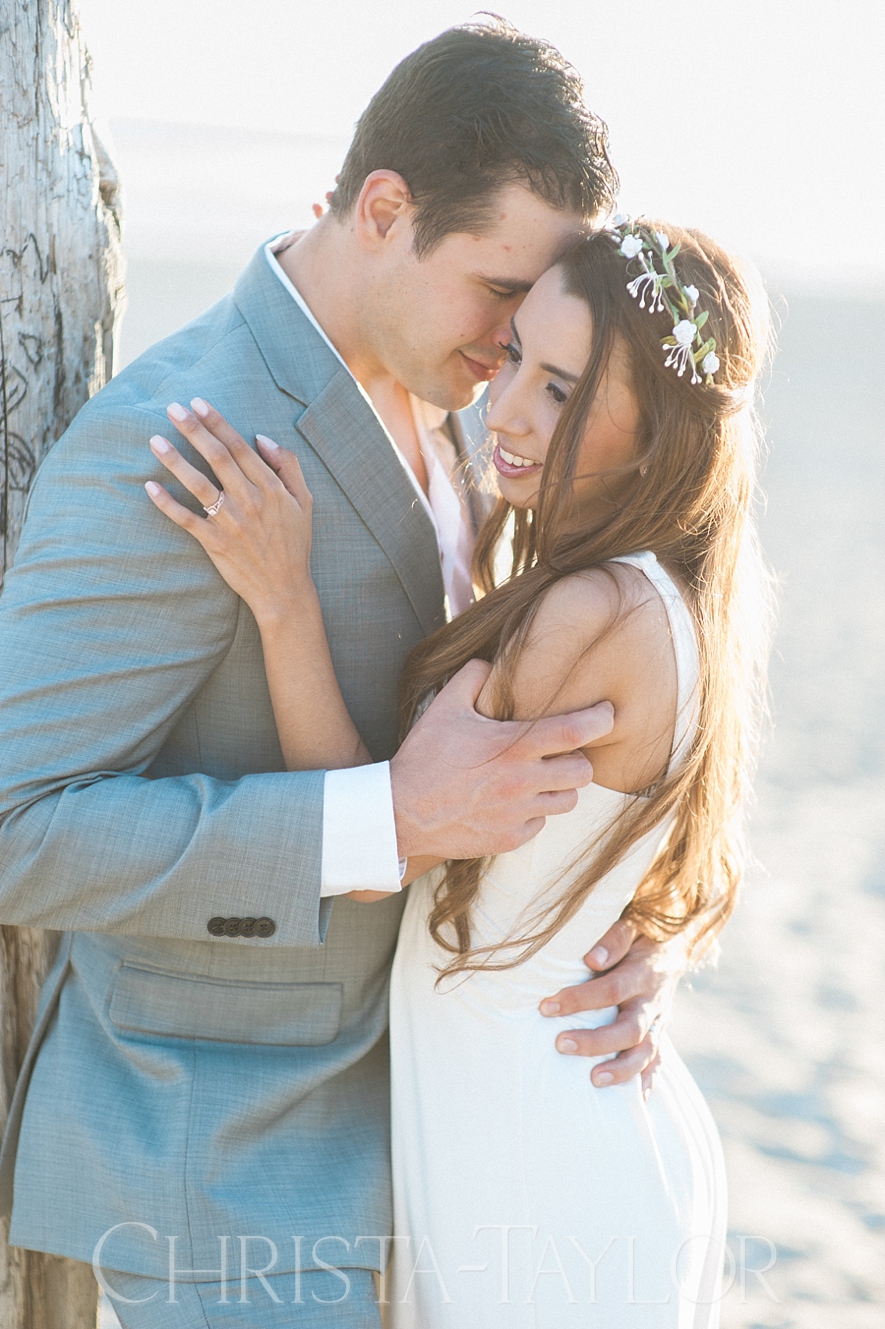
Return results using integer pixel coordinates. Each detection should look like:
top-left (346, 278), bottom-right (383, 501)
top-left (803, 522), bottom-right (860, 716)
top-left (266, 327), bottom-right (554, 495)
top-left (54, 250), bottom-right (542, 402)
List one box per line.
top-left (353, 170), bottom-right (414, 251)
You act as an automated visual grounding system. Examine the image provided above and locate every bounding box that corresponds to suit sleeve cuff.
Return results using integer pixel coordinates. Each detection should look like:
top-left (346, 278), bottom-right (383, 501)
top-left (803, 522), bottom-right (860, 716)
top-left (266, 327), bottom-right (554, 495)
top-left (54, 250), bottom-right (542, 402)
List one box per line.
top-left (320, 762), bottom-right (402, 897)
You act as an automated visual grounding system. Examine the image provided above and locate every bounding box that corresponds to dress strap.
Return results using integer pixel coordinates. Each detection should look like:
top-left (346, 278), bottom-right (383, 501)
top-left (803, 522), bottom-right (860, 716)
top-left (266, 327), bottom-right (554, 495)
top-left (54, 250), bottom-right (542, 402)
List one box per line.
top-left (608, 551), bottom-right (700, 772)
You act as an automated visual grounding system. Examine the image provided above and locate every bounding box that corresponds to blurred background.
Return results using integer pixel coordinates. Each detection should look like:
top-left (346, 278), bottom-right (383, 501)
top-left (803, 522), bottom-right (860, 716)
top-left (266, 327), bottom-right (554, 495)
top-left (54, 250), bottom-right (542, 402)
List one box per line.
top-left (75, 1), bottom-right (884, 1324)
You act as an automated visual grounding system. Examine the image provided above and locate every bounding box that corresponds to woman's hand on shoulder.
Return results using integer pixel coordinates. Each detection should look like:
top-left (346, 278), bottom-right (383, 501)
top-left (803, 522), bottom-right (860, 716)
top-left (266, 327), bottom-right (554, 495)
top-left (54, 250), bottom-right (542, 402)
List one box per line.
top-left (145, 398), bottom-right (314, 627)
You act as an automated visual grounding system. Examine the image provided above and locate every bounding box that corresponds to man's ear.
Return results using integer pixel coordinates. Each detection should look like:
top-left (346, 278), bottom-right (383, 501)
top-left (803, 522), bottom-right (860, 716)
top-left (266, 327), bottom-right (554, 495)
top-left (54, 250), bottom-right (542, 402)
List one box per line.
top-left (354, 171), bottom-right (414, 252)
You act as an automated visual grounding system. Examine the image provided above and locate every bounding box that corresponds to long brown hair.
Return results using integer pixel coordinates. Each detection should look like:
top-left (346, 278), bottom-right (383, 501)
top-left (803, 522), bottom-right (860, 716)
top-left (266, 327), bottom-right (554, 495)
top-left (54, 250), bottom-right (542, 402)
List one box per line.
top-left (400, 222), bottom-right (773, 977)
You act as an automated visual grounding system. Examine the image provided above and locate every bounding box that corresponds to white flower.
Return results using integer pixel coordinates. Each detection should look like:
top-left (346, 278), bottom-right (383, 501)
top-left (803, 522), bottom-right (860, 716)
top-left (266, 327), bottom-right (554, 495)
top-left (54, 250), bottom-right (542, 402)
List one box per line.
top-left (673, 319), bottom-right (697, 346)
top-left (627, 269), bottom-right (666, 313)
top-left (619, 234), bottom-right (644, 259)
top-left (612, 212), bottom-right (629, 228)
top-left (684, 284), bottom-right (699, 304)
top-left (654, 231), bottom-right (670, 250)
top-left (664, 339), bottom-right (702, 384)
top-left (702, 351), bottom-right (720, 376)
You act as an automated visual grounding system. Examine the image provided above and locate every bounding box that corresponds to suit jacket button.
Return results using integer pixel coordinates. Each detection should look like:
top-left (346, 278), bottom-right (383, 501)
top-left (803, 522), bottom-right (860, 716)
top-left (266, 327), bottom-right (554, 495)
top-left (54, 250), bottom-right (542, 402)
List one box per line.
top-left (238, 917), bottom-right (256, 938)
top-left (208, 917), bottom-right (226, 936)
top-left (223, 917), bottom-right (242, 938)
top-left (255, 917), bottom-right (276, 938)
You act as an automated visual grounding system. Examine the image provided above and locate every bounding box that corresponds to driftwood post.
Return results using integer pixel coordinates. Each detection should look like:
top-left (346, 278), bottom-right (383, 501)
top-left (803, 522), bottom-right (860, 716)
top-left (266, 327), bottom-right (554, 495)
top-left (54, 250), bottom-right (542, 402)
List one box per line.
top-left (0, 0), bottom-right (125, 1323)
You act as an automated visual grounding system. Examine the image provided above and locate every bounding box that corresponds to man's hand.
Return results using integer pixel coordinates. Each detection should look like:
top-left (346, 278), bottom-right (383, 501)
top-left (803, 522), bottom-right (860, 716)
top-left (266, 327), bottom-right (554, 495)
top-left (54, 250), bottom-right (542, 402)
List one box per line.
top-left (390, 659), bottom-right (614, 861)
top-left (540, 919), bottom-right (689, 1099)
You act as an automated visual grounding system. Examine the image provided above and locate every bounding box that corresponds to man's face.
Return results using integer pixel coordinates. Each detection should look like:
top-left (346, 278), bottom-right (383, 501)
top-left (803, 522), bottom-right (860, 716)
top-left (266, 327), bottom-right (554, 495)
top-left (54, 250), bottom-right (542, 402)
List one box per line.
top-left (364, 184), bottom-right (586, 412)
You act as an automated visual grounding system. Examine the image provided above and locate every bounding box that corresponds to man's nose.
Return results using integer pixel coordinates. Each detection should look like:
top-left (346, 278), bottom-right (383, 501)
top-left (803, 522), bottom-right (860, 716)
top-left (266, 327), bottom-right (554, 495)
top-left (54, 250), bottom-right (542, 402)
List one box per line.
top-left (490, 319), bottom-right (512, 355)
top-left (471, 329), bottom-right (509, 380)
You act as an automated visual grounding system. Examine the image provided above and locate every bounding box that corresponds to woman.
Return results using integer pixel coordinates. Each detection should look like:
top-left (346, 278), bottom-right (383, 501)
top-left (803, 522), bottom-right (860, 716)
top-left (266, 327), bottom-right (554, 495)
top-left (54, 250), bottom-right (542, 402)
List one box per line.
top-left (146, 219), bottom-right (771, 1325)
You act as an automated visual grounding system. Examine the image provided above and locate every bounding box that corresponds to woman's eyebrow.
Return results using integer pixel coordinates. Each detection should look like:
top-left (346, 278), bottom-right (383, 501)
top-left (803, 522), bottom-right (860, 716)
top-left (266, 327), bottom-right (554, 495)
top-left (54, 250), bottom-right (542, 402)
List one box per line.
top-left (540, 361), bottom-right (580, 384)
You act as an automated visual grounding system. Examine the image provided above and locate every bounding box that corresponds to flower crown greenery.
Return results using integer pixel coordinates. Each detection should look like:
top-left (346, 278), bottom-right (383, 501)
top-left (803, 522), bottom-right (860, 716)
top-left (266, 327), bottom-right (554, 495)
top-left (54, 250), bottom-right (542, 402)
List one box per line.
top-left (606, 215), bottom-right (720, 386)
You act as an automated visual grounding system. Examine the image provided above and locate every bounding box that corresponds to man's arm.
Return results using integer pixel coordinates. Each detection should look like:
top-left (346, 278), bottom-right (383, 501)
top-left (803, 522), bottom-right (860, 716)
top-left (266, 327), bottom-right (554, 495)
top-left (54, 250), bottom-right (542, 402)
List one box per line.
top-left (0, 400), bottom-right (329, 946)
top-left (0, 397), bottom-right (616, 944)
top-left (131, 400), bottom-right (617, 906)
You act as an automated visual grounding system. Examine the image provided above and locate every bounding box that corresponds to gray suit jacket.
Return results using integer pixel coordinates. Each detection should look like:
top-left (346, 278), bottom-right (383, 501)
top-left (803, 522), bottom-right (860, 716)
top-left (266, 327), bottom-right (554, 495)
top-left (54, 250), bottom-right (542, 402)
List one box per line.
top-left (0, 242), bottom-right (451, 1276)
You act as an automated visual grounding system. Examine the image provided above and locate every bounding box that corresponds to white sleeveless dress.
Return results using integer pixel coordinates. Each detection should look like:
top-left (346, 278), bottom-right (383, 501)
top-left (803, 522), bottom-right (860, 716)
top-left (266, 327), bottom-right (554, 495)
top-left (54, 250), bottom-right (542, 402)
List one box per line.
top-left (388, 552), bottom-right (726, 1327)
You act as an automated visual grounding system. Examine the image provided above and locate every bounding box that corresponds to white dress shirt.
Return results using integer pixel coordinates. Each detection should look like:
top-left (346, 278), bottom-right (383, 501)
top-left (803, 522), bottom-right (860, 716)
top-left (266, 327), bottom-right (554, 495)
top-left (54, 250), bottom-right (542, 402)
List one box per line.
top-left (265, 235), bottom-right (476, 896)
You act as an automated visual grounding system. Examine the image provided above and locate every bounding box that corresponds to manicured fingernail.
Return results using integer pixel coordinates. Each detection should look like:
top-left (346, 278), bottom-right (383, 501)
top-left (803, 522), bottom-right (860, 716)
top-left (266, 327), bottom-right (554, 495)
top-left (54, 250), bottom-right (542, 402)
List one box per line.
top-left (255, 434), bottom-right (280, 451)
top-left (588, 946), bottom-right (608, 967)
top-left (190, 397), bottom-right (209, 416)
top-left (167, 402), bottom-right (188, 422)
top-left (594, 1071), bottom-right (614, 1085)
top-left (557, 1037), bottom-right (578, 1055)
top-left (145, 481), bottom-right (161, 496)
top-left (540, 1000), bottom-right (561, 1016)
top-left (149, 435), bottom-right (170, 453)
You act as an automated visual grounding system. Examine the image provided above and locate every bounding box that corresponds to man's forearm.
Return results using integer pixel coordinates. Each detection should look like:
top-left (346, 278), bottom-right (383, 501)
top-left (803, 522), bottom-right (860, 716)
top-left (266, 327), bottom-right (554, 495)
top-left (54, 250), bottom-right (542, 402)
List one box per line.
top-left (0, 767), bottom-right (328, 946)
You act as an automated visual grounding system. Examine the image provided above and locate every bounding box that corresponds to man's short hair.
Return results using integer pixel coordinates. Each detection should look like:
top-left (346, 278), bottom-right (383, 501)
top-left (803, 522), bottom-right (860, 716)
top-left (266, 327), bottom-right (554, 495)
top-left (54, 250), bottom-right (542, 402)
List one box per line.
top-left (329, 18), bottom-right (618, 255)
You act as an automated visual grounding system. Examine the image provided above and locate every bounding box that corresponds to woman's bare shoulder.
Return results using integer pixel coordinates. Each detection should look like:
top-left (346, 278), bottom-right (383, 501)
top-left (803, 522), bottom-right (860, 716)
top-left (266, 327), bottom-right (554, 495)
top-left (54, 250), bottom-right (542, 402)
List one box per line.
top-left (517, 564), bottom-right (670, 692)
top-left (479, 564), bottom-right (679, 787)
top-left (527, 563), bottom-right (664, 644)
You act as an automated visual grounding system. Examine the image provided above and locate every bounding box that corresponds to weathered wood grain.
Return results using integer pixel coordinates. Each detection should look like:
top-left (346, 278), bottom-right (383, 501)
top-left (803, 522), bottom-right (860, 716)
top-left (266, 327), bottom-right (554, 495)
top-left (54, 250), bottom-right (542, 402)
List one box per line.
top-left (0, 2), bottom-right (124, 1323)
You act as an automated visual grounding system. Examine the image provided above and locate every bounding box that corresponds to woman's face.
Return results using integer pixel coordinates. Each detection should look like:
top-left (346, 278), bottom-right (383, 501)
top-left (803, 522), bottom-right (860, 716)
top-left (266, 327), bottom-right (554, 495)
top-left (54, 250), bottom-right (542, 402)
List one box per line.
top-left (485, 264), bottom-right (640, 512)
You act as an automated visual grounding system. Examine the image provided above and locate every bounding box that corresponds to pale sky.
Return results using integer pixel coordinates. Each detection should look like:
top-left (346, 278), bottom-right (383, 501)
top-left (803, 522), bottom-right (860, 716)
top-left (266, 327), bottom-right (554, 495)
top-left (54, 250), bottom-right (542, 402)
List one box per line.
top-left (77, 0), bottom-right (884, 287)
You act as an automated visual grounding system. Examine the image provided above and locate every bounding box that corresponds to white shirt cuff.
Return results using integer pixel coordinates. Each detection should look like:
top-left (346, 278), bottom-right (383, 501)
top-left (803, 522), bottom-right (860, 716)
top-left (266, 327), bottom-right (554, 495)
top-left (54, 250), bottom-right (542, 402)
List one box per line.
top-left (320, 762), bottom-right (402, 897)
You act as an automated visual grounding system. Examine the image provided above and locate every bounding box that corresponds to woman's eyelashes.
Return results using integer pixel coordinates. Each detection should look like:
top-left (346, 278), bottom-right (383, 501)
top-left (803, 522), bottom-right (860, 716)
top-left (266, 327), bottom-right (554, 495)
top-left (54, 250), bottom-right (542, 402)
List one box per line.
top-left (502, 342), bottom-right (569, 406)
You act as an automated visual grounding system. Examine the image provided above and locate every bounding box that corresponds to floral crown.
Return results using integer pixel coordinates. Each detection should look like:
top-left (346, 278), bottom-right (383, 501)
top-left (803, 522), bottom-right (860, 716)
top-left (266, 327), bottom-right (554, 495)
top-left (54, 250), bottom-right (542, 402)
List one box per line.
top-left (605, 215), bottom-right (720, 386)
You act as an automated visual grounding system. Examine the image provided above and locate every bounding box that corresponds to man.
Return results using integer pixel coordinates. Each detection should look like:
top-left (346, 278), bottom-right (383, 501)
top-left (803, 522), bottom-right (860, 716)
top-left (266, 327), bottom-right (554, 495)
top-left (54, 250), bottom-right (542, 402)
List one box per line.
top-left (0, 20), bottom-right (683, 1325)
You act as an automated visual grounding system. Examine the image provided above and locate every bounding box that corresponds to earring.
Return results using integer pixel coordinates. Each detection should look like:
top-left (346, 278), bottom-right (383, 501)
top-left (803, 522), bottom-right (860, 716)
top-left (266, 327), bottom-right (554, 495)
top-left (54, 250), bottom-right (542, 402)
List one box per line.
top-left (639, 464), bottom-right (649, 478)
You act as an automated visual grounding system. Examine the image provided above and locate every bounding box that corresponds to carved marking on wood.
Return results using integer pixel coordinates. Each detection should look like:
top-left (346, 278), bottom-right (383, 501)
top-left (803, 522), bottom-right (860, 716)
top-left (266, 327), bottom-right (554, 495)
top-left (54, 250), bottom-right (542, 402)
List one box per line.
top-left (1, 0), bottom-right (125, 1321)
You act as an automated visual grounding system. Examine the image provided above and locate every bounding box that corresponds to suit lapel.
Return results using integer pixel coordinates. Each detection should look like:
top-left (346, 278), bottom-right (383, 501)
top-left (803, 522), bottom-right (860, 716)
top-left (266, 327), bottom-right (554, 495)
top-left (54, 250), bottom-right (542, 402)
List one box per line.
top-left (234, 243), bottom-right (446, 638)
top-left (295, 373), bottom-right (446, 637)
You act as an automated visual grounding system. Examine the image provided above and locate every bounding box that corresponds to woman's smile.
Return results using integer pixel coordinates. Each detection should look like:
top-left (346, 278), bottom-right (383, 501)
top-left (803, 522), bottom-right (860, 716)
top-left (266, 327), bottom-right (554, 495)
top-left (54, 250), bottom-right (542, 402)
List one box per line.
top-left (493, 441), bottom-right (544, 478)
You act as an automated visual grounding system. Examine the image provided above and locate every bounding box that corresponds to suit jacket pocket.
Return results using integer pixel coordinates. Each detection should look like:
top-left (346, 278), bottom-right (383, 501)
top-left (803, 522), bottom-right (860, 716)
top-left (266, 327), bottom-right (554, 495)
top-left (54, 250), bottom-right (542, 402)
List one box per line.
top-left (108, 965), bottom-right (343, 1046)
